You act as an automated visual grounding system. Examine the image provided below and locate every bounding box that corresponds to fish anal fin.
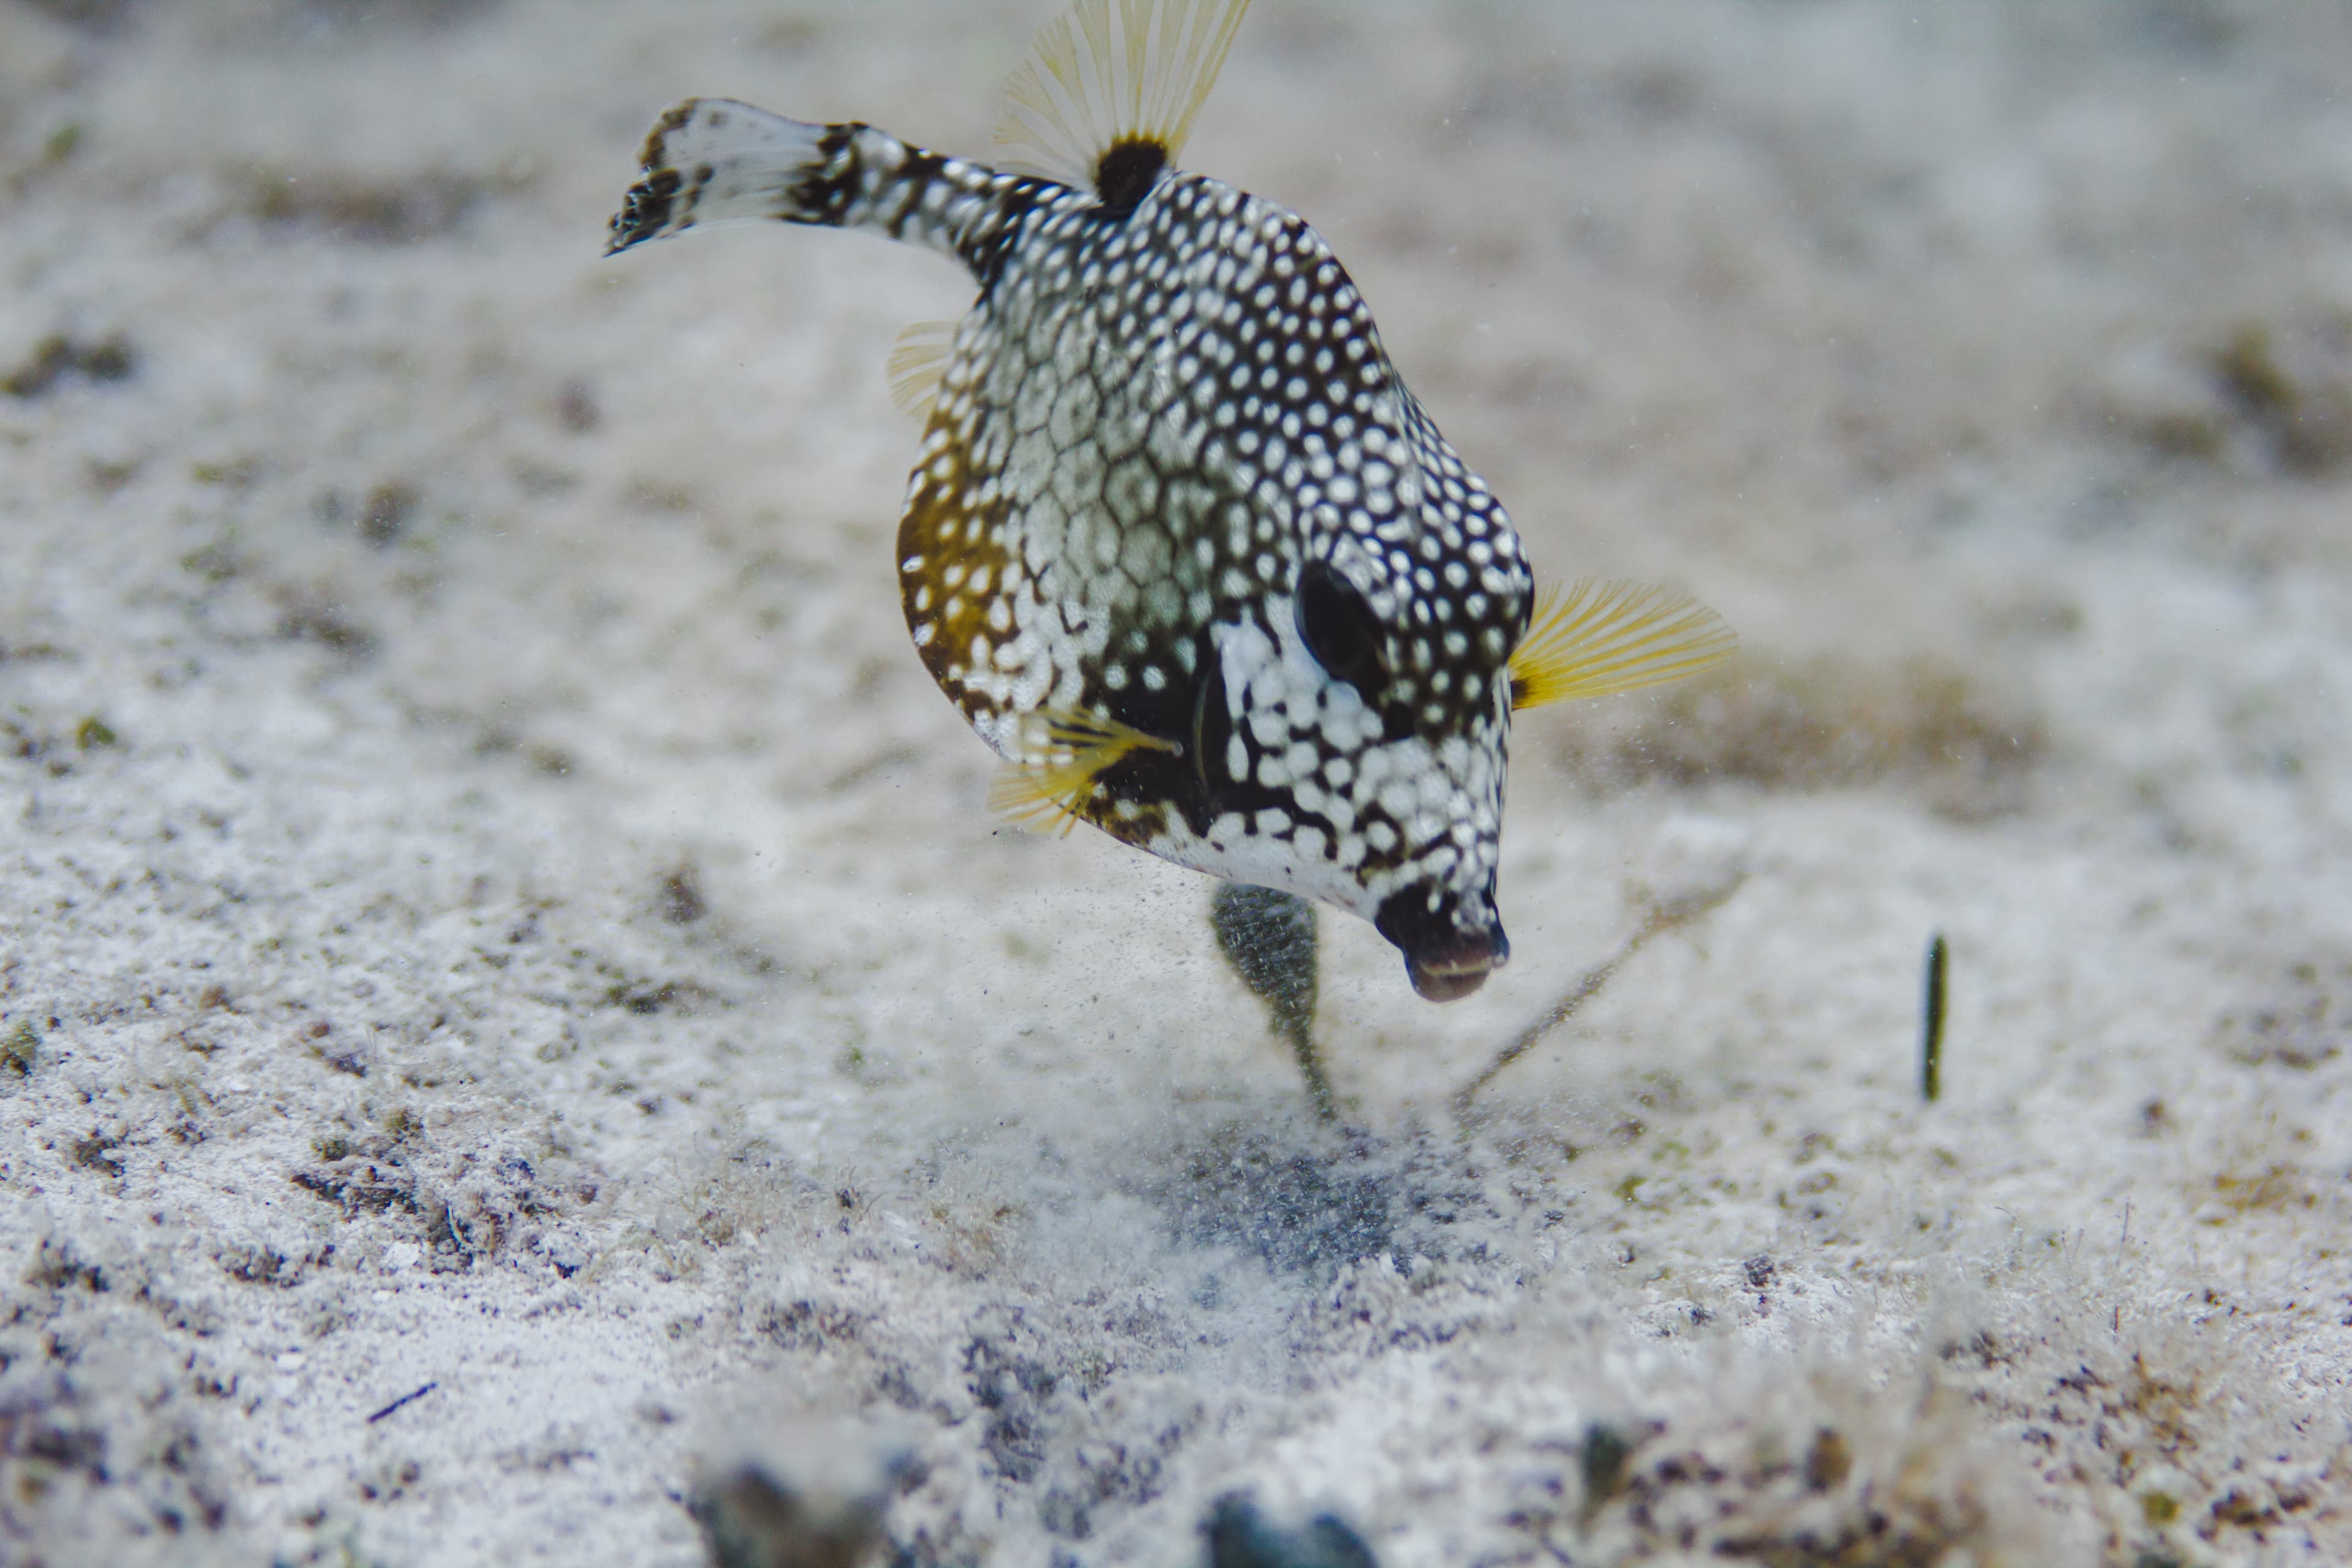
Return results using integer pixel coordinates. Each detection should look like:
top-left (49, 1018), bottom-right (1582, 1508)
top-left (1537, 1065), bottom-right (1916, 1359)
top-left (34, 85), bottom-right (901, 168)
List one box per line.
top-left (887, 320), bottom-right (956, 420)
top-left (988, 707), bottom-right (1180, 834)
top-left (1509, 579), bottom-right (1739, 711)
top-left (992, 0), bottom-right (1253, 196)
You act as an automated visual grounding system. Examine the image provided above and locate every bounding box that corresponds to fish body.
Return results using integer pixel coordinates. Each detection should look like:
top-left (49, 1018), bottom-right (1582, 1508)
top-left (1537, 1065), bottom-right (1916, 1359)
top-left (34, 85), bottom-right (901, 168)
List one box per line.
top-left (609, 0), bottom-right (1733, 1000)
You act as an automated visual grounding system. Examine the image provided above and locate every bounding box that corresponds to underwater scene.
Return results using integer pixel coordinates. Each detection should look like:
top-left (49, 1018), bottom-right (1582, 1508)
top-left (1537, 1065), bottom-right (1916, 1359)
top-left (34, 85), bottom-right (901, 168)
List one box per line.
top-left (2, 1), bottom-right (2349, 1562)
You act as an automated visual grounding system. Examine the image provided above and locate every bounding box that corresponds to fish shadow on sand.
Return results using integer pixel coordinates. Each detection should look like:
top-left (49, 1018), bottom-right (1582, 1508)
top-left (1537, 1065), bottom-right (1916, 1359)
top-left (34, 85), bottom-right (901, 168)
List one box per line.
top-left (1137, 1119), bottom-right (1490, 1284)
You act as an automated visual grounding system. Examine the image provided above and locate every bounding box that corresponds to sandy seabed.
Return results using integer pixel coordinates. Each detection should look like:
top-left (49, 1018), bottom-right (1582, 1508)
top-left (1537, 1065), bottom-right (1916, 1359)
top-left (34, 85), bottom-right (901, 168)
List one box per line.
top-left (4, 2), bottom-right (2352, 1564)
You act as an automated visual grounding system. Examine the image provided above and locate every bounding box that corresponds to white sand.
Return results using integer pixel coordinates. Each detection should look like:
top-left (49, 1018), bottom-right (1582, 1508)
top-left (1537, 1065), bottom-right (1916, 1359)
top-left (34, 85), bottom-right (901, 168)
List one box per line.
top-left (4, 1), bottom-right (2350, 1563)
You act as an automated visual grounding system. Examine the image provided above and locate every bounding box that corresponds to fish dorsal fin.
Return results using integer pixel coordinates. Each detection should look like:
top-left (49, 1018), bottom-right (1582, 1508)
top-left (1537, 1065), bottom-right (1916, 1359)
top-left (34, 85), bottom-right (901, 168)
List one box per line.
top-left (988, 707), bottom-right (1180, 834)
top-left (887, 320), bottom-right (955, 421)
top-left (992, 0), bottom-right (1253, 198)
top-left (1509, 579), bottom-right (1739, 711)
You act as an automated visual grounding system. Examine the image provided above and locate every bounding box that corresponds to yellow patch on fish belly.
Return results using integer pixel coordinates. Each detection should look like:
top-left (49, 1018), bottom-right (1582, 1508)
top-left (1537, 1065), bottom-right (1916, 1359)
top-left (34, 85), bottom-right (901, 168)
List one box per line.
top-left (897, 420), bottom-right (1027, 731)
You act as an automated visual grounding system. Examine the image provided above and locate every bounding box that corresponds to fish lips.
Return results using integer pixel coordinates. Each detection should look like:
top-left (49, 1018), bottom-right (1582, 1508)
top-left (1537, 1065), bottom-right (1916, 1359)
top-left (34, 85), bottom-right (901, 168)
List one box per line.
top-left (1375, 889), bottom-right (1510, 1002)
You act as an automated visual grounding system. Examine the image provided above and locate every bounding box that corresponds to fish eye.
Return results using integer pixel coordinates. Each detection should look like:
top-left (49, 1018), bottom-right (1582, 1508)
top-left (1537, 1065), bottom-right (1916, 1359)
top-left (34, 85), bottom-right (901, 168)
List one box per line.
top-left (1294, 561), bottom-right (1386, 691)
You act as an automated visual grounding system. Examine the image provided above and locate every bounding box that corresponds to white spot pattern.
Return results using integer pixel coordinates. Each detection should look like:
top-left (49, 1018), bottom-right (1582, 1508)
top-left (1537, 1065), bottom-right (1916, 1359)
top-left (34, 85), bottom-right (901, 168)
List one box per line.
top-left (636, 113), bottom-right (1537, 951)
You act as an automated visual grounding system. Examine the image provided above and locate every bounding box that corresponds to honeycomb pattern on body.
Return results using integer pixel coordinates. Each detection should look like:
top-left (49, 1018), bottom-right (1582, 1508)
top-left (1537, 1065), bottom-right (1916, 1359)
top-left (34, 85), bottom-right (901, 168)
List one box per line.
top-left (891, 148), bottom-right (1532, 922)
top-left (703, 114), bottom-right (1537, 934)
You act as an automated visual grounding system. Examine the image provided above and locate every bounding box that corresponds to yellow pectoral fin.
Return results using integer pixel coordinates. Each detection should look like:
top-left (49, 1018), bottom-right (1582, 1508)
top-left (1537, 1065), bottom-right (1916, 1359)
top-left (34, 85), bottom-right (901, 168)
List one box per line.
top-left (1508, 579), bottom-right (1738, 711)
top-left (886, 320), bottom-right (954, 421)
top-left (987, 707), bottom-right (1181, 835)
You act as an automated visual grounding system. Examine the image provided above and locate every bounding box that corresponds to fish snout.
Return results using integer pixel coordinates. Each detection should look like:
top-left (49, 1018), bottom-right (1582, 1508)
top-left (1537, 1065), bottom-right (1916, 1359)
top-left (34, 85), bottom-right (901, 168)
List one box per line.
top-left (1376, 888), bottom-right (1510, 1002)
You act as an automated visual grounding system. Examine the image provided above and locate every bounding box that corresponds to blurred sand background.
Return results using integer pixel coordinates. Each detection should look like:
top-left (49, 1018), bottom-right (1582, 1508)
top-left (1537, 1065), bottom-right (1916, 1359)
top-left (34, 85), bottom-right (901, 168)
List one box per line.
top-left (4, 0), bottom-right (2351, 1562)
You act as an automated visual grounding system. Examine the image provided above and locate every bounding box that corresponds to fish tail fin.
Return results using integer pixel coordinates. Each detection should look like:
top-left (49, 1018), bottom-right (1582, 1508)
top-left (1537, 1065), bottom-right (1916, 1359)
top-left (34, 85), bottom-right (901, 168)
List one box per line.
top-left (607, 99), bottom-right (834, 254)
top-left (993, 0), bottom-right (1253, 204)
top-left (1507, 579), bottom-right (1738, 711)
top-left (609, 101), bottom-right (1022, 276)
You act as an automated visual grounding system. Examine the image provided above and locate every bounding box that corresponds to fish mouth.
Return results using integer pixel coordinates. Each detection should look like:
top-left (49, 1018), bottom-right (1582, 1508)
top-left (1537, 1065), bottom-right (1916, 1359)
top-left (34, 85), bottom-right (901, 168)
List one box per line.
top-left (1404, 936), bottom-right (1507, 1001)
top-left (1376, 889), bottom-right (1510, 1003)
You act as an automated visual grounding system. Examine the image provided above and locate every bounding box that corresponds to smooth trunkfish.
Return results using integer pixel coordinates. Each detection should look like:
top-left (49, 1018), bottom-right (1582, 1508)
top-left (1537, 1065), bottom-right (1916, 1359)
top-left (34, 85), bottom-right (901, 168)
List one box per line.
top-left (608, 0), bottom-right (1736, 1001)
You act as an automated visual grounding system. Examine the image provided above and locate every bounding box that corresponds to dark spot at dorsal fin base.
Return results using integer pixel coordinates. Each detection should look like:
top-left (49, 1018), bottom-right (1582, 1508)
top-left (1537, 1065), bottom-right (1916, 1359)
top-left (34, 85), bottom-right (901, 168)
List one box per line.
top-left (1093, 138), bottom-right (1168, 218)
